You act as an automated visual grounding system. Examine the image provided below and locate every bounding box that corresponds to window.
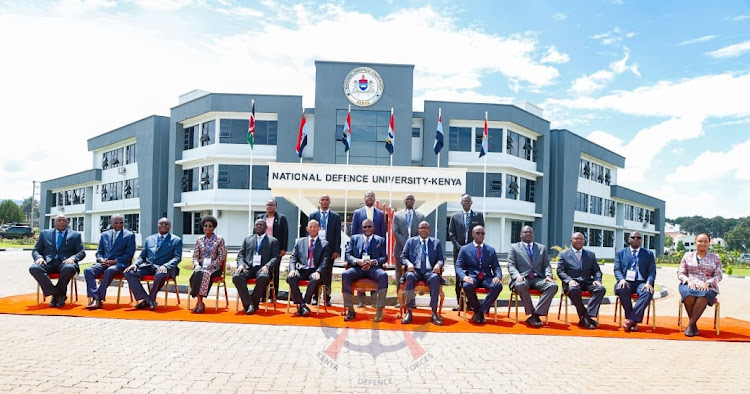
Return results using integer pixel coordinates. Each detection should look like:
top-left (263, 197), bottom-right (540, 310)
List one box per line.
top-left (411, 127), bottom-right (421, 137)
top-left (506, 175), bottom-right (519, 199)
top-left (648, 235), bottom-right (656, 249)
top-left (591, 163), bottom-right (605, 184)
top-left (511, 221), bottom-right (534, 243)
top-left (182, 212), bottom-right (204, 235)
top-left (574, 226), bottom-right (589, 245)
top-left (124, 213), bottom-right (139, 233)
top-left (604, 169), bottom-right (611, 185)
top-left (101, 182), bottom-right (123, 201)
top-left (506, 130), bottom-right (533, 160)
top-left (102, 147), bottom-right (124, 170)
top-left (200, 121), bottom-right (215, 146)
top-left (70, 217), bottom-right (84, 232)
top-left (449, 126), bottom-right (472, 152)
top-left (184, 125), bottom-right (196, 150)
top-left (216, 165), bottom-right (269, 190)
top-left (623, 232), bottom-right (631, 248)
top-left (589, 228), bottom-right (603, 247)
top-left (125, 143), bottom-right (136, 164)
top-left (603, 230), bottom-right (615, 247)
top-left (52, 193), bottom-right (56, 207)
top-left (124, 179), bottom-right (139, 199)
top-left (182, 169), bottom-right (196, 192)
top-left (590, 196), bottom-right (603, 215)
top-left (624, 204), bottom-right (635, 221)
top-left (604, 199), bottom-right (616, 217)
top-left (580, 159), bottom-right (590, 179)
top-left (475, 127), bottom-right (503, 153)
top-left (649, 210), bottom-right (655, 224)
top-left (576, 193), bottom-right (589, 212)
top-left (335, 109), bottom-right (391, 165)
top-left (100, 215), bottom-right (111, 232)
top-left (520, 178), bottom-right (535, 203)
top-left (200, 166), bottom-right (213, 190)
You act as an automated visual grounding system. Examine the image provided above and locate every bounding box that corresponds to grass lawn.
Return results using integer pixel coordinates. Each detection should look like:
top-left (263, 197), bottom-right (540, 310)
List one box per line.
top-left (728, 268), bottom-right (750, 277)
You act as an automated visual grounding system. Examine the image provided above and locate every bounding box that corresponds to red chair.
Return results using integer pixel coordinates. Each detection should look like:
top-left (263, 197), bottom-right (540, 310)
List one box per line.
top-left (396, 280), bottom-right (445, 319)
top-left (557, 290), bottom-right (597, 324)
top-left (96, 272), bottom-right (132, 305)
top-left (234, 278), bottom-right (276, 312)
top-left (137, 275), bottom-right (180, 309)
top-left (286, 280), bottom-right (327, 315)
top-left (507, 288), bottom-right (549, 324)
top-left (678, 297), bottom-right (720, 335)
top-left (36, 273), bottom-right (78, 306)
top-left (459, 287), bottom-right (498, 322)
top-left (614, 293), bottom-right (656, 330)
top-left (188, 260), bottom-right (229, 311)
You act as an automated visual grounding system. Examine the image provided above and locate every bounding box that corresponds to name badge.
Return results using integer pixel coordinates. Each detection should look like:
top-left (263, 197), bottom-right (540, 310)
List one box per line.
top-left (202, 257), bottom-right (211, 267)
top-left (319, 229), bottom-right (327, 240)
top-left (626, 269), bottom-right (636, 281)
top-left (252, 254), bottom-right (262, 267)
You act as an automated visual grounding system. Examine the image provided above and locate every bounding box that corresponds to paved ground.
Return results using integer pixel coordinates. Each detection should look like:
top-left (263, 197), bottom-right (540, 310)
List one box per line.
top-left (1, 249), bottom-right (749, 393)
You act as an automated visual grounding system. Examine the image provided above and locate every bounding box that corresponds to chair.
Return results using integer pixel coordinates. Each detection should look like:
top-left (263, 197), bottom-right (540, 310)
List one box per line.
top-left (188, 260), bottom-right (229, 311)
top-left (95, 272), bottom-right (132, 305)
top-left (614, 293), bottom-right (656, 330)
top-left (458, 287), bottom-right (498, 322)
top-left (396, 280), bottom-right (445, 319)
top-left (557, 290), bottom-right (598, 324)
top-left (138, 275), bottom-right (180, 309)
top-left (286, 281), bottom-right (327, 315)
top-left (234, 278), bottom-right (276, 312)
top-left (677, 297), bottom-right (720, 335)
top-left (36, 273), bottom-right (78, 306)
top-left (341, 278), bottom-right (381, 316)
top-left (507, 288), bottom-right (549, 324)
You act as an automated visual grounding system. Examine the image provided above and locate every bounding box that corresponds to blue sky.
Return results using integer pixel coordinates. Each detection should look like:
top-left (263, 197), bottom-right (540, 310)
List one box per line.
top-left (1, 0), bottom-right (749, 218)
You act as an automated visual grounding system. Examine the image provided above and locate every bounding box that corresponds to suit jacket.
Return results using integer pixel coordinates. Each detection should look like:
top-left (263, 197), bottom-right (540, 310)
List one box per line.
top-left (557, 248), bottom-right (602, 291)
top-left (136, 233), bottom-right (182, 276)
top-left (350, 206), bottom-right (386, 238)
top-left (32, 228), bottom-right (86, 264)
top-left (345, 234), bottom-right (387, 269)
top-left (400, 236), bottom-right (444, 274)
top-left (455, 243), bottom-right (502, 281)
top-left (95, 229), bottom-right (136, 270)
top-left (237, 234), bottom-right (280, 272)
top-left (256, 212), bottom-right (289, 252)
top-left (308, 209), bottom-right (341, 256)
top-left (614, 247), bottom-right (656, 286)
top-left (507, 242), bottom-right (552, 282)
top-left (393, 209), bottom-right (425, 258)
top-left (448, 210), bottom-right (485, 250)
top-left (289, 237), bottom-right (330, 274)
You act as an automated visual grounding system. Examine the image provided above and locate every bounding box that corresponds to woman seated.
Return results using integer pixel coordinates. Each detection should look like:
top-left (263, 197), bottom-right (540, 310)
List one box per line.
top-left (677, 233), bottom-right (723, 336)
top-left (189, 215), bottom-right (227, 313)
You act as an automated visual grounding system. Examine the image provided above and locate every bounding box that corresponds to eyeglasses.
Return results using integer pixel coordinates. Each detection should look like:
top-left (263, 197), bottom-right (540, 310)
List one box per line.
top-left (474, 232), bottom-right (486, 235)
top-left (158, 223), bottom-right (170, 226)
top-left (362, 225), bottom-right (373, 228)
top-left (112, 222), bottom-right (124, 224)
top-left (203, 224), bottom-right (214, 228)
top-left (630, 236), bottom-right (642, 239)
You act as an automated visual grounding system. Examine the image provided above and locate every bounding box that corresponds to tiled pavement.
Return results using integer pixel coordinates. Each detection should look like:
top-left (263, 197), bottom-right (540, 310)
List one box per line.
top-left (1, 249), bottom-right (749, 393)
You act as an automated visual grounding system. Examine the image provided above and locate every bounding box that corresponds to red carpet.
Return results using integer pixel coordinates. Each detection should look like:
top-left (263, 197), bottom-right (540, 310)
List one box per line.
top-left (1, 294), bottom-right (748, 342)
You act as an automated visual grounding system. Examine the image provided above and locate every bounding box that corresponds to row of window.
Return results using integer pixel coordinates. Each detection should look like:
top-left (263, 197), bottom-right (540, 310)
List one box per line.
top-left (102, 143), bottom-right (136, 170)
top-left (99, 214), bottom-right (140, 233)
top-left (182, 165), bottom-right (270, 192)
top-left (575, 193), bottom-right (616, 217)
top-left (466, 172), bottom-right (536, 202)
top-left (449, 127), bottom-right (536, 161)
top-left (624, 204), bottom-right (655, 224)
top-left (579, 159), bottom-right (612, 185)
top-left (184, 119), bottom-right (278, 150)
top-left (51, 188), bottom-right (85, 207)
top-left (573, 226), bottom-right (616, 247)
top-left (100, 179), bottom-right (139, 202)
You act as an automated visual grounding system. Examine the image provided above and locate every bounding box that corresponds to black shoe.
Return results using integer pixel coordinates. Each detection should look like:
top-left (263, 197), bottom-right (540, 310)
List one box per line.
top-left (374, 308), bottom-right (384, 322)
top-left (578, 317), bottom-right (595, 330)
top-left (49, 295), bottom-right (59, 308)
top-left (588, 316), bottom-right (600, 327)
top-left (325, 297), bottom-right (332, 306)
top-left (452, 306), bottom-right (460, 312)
top-left (344, 307), bottom-right (356, 321)
top-left (622, 319), bottom-right (632, 332)
top-left (245, 304), bottom-right (257, 315)
top-left (55, 296), bottom-right (67, 308)
top-left (299, 305), bottom-right (311, 317)
top-left (86, 296), bottom-right (99, 309)
top-left (148, 300), bottom-right (158, 311)
top-left (631, 323), bottom-right (639, 332)
top-left (479, 313), bottom-right (487, 324)
top-left (401, 309), bottom-right (413, 324)
top-left (311, 298), bottom-right (318, 306)
top-left (472, 312), bottom-right (485, 324)
top-left (431, 312), bottom-right (443, 326)
top-left (135, 300), bottom-right (149, 310)
top-left (526, 315), bottom-right (542, 328)
top-left (684, 326), bottom-right (695, 337)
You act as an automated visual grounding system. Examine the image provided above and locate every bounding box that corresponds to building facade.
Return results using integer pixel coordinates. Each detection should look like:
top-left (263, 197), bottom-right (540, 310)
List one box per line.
top-left (40, 60), bottom-right (665, 259)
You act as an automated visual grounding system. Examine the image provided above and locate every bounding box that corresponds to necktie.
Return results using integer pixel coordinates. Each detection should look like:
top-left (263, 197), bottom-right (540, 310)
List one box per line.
top-left (256, 237), bottom-right (263, 253)
top-left (364, 237), bottom-right (370, 255)
top-left (527, 244), bottom-right (535, 279)
top-left (367, 208), bottom-right (373, 221)
top-left (407, 211), bottom-right (413, 231)
top-left (308, 239), bottom-right (315, 269)
top-left (56, 231), bottom-right (64, 250)
top-left (464, 212), bottom-right (471, 242)
top-left (157, 235), bottom-right (163, 249)
top-left (320, 211), bottom-right (328, 229)
top-left (477, 245), bottom-right (484, 280)
top-left (576, 250), bottom-right (582, 264)
top-left (421, 239), bottom-right (428, 271)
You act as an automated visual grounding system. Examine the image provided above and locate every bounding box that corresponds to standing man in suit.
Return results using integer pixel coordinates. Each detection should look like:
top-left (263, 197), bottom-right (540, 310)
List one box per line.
top-left (287, 219), bottom-right (330, 316)
top-left (342, 219), bottom-right (388, 322)
top-left (448, 194), bottom-right (484, 310)
top-left (84, 214), bottom-right (136, 309)
top-left (400, 221), bottom-right (444, 326)
top-left (455, 226), bottom-right (502, 324)
top-left (233, 219), bottom-right (280, 315)
top-left (614, 231), bottom-right (656, 332)
top-left (308, 194), bottom-right (341, 305)
top-left (124, 218), bottom-right (182, 310)
top-left (557, 232), bottom-right (605, 329)
top-left (393, 194), bottom-right (425, 284)
top-left (29, 214), bottom-right (86, 308)
top-left (507, 225), bottom-right (558, 328)
top-left (257, 199), bottom-right (288, 299)
top-left (350, 191), bottom-right (386, 238)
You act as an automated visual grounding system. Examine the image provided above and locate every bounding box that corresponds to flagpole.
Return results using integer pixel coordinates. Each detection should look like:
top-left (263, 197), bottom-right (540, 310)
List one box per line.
top-left (248, 99), bottom-right (255, 234)
top-left (435, 107), bottom-right (441, 239)
top-left (296, 107), bottom-right (304, 237)
top-left (483, 111), bottom-right (487, 216)
top-left (343, 105), bottom-right (351, 237)
top-left (388, 107), bottom-right (394, 207)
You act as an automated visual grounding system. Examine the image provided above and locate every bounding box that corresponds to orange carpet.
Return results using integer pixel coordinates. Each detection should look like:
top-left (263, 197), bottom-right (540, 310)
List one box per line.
top-left (1, 293), bottom-right (748, 342)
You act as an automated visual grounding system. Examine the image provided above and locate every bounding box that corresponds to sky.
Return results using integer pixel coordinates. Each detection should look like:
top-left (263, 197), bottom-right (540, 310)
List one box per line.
top-left (1, 0), bottom-right (749, 219)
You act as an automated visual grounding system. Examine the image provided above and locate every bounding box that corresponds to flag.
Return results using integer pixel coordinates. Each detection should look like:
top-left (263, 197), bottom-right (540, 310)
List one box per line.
top-left (247, 100), bottom-right (255, 149)
top-left (479, 112), bottom-right (488, 158)
top-left (342, 107), bottom-right (352, 152)
top-left (433, 110), bottom-right (444, 154)
top-left (385, 108), bottom-right (394, 154)
top-left (295, 110), bottom-right (308, 158)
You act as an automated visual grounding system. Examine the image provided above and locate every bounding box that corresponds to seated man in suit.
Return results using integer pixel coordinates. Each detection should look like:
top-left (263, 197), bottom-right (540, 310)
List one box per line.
top-left (256, 199), bottom-right (288, 299)
top-left (308, 194), bottom-right (341, 306)
top-left (350, 191), bottom-right (385, 307)
top-left (400, 221), bottom-right (444, 326)
top-left (84, 214), bottom-right (136, 309)
top-left (287, 219), bottom-right (330, 316)
top-left (614, 231), bottom-right (656, 332)
top-left (124, 218), bottom-right (182, 310)
top-left (393, 194), bottom-right (425, 284)
top-left (455, 225), bottom-right (502, 324)
top-left (448, 194), bottom-right (484, 310)
top-left (557, 232), bottom-right (605, 329)
top-left (342, 219), bottom-right (388, 322)
top-left (232, 219), bottom-right (280, 315)
top-left (507, 225), bottom-right (558, 328)
top-left (29, 214), bottom-right (86, 308)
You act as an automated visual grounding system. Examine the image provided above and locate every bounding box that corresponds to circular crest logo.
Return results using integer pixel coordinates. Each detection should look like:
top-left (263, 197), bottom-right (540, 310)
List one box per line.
top-left (343, 67), bottom-right (385, 107)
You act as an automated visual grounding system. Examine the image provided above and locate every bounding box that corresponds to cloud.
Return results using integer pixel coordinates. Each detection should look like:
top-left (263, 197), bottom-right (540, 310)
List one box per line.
top-left (215, 6), bottom-right (264, 18)
top-left (130, 0), bottom-right (197, 11)
top-left (669, 139), bottom-right (750, 182)
top-left (706, 40), bottom-right (750, 58)
top-left (54, 0), bottom-right (116, 14)
top-left (569, 47), bottom-right (639, 94)
top-left (728, 14), bottom-right (750, 21)
top-left (679, 35), bottom-right (716, 46)
top-left (3, 160), bottom-right (24, 173)
top-left (552, 13), bottom-right (566, 21)
top-left (540, 46), bottom-right (570, 64)
top-left (592, 27), bottom-right (636, 46)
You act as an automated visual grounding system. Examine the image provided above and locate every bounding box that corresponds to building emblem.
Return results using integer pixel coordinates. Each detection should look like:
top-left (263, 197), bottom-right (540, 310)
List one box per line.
top-left (344, 67), bottom-right (384, 107)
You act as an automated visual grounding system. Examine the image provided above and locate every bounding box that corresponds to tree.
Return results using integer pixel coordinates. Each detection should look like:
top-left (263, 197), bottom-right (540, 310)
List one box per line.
top-left (676, 240), bottom-right (685, 253)
top-left (665, 235), bottom-right (674, 247)
top-left (0, 200), bottom-right (24, 224)
top-left (726, 217), bottom-right (750, 252)
top-left (21, 197), bottom-right (39, 222)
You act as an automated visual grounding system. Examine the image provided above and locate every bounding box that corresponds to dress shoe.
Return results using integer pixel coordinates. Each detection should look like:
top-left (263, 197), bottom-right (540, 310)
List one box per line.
top-left (431, 312), bottom-right (443, 326)
top-left (684, 326), bottom-right (695, 337)
top-left (49, 295), bottom-right (59, 308)
top-left (325, 297), bottom-right (332, 306)
top-left (374, 308), bottom-right (384, 322)
top-left (472, 312), bottom-right (485, 324)
top-left (452, 306), bottom-right (460, 312)
top-left (56, 296), bottom-right (67, 308)
top-left (631, 323), bottom-right (639, 332)
top-left (311, 298), bottom-right (318, 306)
top-left (245, 304), bottom-right (257, 315)
top-left (526, 315), bottom-right (542, 328)
top-left (344, 307), bottom-right (356, 321)
top-left (622, 319), bottom-right (632, 332)
top-left (298, 305), bottom-right (311, 317)
top-left (479, 313), bottom-right (487, 324)
top-left (401, 309), bottom-right (413, 324)
top-left (87, 296), bottom-right (100, 309)
top-left (690, 324), bottom-right (700, 336)
top-left (578, 317), bottom-right (595, 330)
top-left (194, 304), bottom-right (205, 314)
top-left (148, 300), bottom-right (158, 311)
top-left (589, 316), bottom-right (600, 327)
top-left (135, 300), bottom-right (149, 310)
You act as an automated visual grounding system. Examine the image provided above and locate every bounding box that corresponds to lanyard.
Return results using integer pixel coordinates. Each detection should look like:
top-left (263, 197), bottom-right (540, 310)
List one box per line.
top-left (203, 234), bottom-right (215, 258)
